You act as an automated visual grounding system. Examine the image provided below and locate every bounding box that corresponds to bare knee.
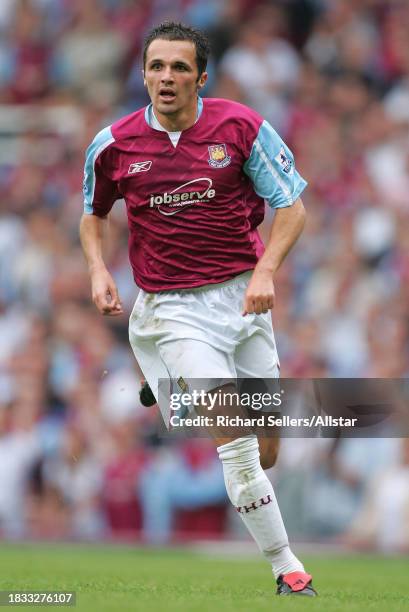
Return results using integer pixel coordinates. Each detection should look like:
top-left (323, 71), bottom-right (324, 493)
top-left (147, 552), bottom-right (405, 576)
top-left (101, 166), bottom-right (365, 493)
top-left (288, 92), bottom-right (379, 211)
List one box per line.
top-left (259, 437), bottom-right (280, 470)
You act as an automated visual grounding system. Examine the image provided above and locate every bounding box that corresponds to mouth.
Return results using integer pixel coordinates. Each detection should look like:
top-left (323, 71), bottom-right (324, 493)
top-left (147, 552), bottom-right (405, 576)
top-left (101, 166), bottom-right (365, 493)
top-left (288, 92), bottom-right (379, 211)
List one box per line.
top-left (158, 88), bottom-right (176, 103)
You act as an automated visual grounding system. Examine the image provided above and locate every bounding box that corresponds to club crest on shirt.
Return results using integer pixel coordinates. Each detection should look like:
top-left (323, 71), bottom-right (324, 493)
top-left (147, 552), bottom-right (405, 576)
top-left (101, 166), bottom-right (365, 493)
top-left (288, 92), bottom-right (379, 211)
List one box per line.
top-left (208, 144), bottom-right (231, 168)
top-left (275, 147), bottom-right (293, 174)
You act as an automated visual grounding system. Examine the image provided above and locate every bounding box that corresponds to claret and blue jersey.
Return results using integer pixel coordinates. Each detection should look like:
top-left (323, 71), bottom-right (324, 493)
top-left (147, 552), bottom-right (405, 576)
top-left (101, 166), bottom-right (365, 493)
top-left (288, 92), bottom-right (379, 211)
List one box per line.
top-left (83, 97), bottom-right (307, 292)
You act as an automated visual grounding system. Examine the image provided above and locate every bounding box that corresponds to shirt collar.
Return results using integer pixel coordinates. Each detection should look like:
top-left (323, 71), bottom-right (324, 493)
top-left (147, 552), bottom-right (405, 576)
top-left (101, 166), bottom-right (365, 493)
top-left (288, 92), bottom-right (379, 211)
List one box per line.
top-left (144, 96), bottom-right (203, 129)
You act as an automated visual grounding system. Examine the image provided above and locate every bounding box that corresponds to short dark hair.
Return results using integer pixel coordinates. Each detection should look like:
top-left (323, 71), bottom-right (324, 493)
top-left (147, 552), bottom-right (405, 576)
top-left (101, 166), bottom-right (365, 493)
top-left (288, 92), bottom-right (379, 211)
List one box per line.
top-left (143, 21), bottom-right (210, 77)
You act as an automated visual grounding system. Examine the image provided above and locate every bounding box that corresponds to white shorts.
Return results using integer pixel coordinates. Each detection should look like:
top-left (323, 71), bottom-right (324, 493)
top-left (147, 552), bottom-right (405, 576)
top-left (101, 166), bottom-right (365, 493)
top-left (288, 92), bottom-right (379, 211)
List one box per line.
top-left (129, 271), bottom-right (280, 425)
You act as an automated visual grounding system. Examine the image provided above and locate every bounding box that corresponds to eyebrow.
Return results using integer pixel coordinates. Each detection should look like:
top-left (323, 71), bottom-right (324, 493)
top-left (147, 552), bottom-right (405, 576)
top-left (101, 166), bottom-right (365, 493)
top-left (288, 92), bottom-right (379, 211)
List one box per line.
top-left (148, 59), bottom-right (192, 68)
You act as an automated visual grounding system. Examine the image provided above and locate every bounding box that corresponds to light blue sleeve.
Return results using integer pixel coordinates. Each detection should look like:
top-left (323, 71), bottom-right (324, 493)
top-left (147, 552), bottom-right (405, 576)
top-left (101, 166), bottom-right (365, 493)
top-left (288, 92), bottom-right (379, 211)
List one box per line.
top-left (243, 120), bottom-right (307, 209)
top-left (83, 125), bottom-right (115, 214)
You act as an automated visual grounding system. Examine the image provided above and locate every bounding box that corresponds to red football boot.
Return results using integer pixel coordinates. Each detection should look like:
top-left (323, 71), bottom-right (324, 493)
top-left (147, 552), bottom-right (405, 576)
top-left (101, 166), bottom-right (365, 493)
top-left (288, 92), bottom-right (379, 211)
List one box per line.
top-left (276, 571), bottom-right (317, 596)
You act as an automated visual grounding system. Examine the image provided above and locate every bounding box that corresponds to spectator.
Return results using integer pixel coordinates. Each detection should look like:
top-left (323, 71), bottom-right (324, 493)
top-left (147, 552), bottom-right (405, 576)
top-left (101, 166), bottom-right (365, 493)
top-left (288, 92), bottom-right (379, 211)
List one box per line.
top-left (42, 421), bottom-right (105, 538)
top-left (345, 438), bottom-right (409, 552)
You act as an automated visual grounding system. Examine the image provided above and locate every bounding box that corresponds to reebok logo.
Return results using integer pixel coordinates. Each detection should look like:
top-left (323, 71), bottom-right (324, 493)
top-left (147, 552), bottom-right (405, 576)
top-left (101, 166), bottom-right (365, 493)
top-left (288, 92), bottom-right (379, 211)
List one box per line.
top-left (128, 161), bottom-right (152, 174)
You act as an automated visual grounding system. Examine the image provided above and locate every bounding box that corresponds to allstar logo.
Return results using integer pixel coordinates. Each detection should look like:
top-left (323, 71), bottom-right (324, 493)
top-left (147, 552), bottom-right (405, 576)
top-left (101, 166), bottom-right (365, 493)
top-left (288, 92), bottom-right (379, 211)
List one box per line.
top-left (128, 160), bottom-right (152, 174)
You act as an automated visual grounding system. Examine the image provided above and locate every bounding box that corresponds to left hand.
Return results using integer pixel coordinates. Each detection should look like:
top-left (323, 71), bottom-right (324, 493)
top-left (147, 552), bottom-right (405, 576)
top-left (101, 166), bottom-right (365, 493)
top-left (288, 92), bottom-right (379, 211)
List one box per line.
top-left (242, 268), bottom-right (275, 315)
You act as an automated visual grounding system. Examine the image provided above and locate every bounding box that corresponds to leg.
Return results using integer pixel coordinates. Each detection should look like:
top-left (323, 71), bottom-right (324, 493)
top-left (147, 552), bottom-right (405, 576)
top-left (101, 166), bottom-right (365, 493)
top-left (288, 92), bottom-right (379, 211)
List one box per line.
top-left (259, 437), bottom-right (280, 470)
top-left (202, 409), bottom-right (280, 469)
top-left (129, 288), bottom-right (316, 594)
top-left (234, 320), bottom-right (281, 469)
top-left (135, 329), bottom-right (300, 578)
top-left (217, 435), bottom-right (304, 578)
top-left (228, 320), bottom-right (314, 586)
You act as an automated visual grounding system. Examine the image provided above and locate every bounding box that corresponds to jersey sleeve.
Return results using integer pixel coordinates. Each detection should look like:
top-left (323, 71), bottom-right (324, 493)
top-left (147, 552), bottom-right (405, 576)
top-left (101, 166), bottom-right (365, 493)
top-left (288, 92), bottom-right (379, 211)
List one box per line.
top-left (83, 125), bottom-right (120, 216)
top-left (243, 120), bottom-right (307, 209)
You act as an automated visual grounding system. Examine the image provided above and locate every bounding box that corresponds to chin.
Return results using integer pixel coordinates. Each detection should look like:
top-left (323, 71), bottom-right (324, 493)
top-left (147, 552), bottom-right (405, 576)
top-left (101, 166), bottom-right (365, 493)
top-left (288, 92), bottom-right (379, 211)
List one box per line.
top-left (156, 99), bottom-right (179, 114)
top-left (157, 106), bottom-right (176, 115)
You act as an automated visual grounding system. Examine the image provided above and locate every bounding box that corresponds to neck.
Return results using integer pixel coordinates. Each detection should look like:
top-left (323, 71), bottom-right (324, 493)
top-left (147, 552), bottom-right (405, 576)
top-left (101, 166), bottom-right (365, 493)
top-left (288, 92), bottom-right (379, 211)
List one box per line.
top-left (153, 99), bottom-right (198, 132)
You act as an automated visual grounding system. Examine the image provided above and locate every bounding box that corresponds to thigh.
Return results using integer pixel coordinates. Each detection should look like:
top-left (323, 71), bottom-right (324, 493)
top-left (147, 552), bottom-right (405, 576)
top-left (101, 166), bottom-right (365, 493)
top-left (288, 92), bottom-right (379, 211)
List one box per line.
top-left (129, 286), bottom-right (239, 430)
top-left (158, 338), bottom-right (234, 381)
top-left (235, 316), bottom-right (281, 460)
top-left (159, 342), bottom-right (255, 444)
top-left (235, 322), bottom-right (280, 378)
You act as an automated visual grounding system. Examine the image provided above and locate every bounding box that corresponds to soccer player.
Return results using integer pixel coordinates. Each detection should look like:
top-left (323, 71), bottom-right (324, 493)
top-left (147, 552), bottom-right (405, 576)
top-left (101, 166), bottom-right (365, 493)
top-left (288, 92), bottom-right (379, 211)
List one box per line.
top-left (80, 22), bottom-right (317, 597)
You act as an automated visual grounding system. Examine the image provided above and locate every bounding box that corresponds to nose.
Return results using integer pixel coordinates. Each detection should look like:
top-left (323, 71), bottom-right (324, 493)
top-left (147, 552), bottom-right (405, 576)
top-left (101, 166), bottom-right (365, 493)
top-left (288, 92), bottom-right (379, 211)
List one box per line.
top-left (161, 66), bottom-right (174, 83)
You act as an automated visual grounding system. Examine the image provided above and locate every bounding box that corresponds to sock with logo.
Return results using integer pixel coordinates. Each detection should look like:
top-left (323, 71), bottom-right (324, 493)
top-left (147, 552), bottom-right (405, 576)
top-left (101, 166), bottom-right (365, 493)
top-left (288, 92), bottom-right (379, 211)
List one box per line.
top-left (217, 435), bottom-right (304, 578)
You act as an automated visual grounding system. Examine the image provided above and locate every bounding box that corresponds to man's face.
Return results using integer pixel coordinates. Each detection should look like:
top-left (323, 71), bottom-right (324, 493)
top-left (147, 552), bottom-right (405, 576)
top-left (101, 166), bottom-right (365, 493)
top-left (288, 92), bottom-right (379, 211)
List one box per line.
top-left (144, 39), bottom-right (207, 118)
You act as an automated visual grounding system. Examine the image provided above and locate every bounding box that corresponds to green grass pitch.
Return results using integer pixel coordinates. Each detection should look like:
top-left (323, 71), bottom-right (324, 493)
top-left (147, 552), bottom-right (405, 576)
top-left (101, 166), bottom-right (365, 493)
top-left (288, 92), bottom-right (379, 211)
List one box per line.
top-left (1, 543), bottom-right (408, 611)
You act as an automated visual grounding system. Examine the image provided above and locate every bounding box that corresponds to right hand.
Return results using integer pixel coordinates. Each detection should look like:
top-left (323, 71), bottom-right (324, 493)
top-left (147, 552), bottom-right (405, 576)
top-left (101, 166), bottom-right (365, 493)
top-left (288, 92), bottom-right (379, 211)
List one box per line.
top-left (90, 266), bottom-right (123, 316)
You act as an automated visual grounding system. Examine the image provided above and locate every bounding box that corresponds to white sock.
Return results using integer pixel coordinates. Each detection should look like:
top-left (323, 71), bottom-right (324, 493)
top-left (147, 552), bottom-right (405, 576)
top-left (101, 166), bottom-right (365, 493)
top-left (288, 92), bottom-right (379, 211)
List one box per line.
top-left (217, 435), bottom-right (304, 578)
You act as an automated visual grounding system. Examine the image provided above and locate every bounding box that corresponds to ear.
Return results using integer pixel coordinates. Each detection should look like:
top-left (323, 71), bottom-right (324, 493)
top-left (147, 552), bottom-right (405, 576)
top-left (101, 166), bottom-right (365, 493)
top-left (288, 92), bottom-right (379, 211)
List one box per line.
top-left (197, 71), bottom-right (208, 90)
top-left (142, 69), bottom-right (147, 87)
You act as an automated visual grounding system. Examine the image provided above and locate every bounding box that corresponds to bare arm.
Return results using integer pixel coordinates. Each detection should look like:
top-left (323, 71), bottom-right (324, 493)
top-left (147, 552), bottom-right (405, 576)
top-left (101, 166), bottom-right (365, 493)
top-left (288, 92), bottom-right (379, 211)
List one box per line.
top-left (79, 213), bottom-right (123, 316)
top-left (243, 198), bottom-right (306, 315)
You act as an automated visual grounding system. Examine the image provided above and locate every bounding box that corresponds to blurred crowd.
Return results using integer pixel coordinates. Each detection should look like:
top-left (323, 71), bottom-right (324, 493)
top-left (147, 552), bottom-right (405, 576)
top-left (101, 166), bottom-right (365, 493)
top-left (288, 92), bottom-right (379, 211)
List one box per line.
top-left (0, 0), bottom-right (408, 549)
